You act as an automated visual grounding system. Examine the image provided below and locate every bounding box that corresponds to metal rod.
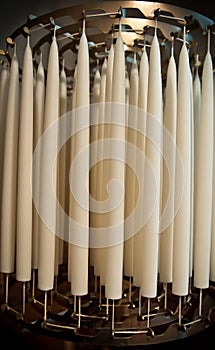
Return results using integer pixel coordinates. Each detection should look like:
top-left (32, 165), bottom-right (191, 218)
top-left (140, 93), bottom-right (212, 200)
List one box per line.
top-left (178, 296), bottom-right (182, 327)
top-left (22, 282), bottom-right (26, 316)
top-left (111, 300), bottom-right (115, 336)
top-left (74, 295), bottom-right (77, 314)
top-left (78, 296), bottom-right (81, 328)
top-left (99, 280), bottom-right (102, 306)
top-left (138, 288), bottom-right (141, 316)
top-left (94, 275), bottom-right (97, 293)
top-left (32, 269), bottom-right (35, 300)
top-left (164, 282), bottom-right (167, 310)
top-left (5, 273), bottom-right (9, 305)
top-left (106, 298), bottom-right (109, 319)
top-left (84, 9), bottom-right (121, 19)
top-left (44, 291), bottom-right (48, 321)
top-left (147, 298), bottom-right (150, 328)
top-left (159, 13), bottom-right (186, 24)
top-left (199, 288), bottom-right (203, 317)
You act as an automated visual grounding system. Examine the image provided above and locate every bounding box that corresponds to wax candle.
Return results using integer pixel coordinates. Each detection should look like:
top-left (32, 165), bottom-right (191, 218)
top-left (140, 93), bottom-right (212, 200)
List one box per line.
top-left (0, 47), bottom-right (19, 274)
top-left (105, 29), bottom-right (125, 300)
top-left (194, 49), bottom-right (214, 289)
top-left (172, 42), bottom-right (192, 296)
top-left (16, 36), bottom-right (34, 282)
top-left (38, 34), bottom-right (59, 291)
top-left (141, 32), bottom-right (163, 298)
top-left (159, 52), bottom-right (177, 284)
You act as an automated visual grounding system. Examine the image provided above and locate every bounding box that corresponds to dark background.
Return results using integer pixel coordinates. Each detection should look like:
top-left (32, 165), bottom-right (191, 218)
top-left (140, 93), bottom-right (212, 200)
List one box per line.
top-left (0, 0), bottom-right (214, 349)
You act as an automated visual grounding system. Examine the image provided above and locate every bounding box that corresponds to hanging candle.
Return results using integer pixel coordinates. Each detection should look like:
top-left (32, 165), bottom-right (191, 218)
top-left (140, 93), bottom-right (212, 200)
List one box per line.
top-left (69, 23), bottom-right (90, 297)
top-left (141, 30), bottom-right (163, 298)
top-left (93, 58), bottom-right (107, 286)
top-left (133, 48), bottom-right (149, 287)
top-left (194, 42), bottom-right (214, 289)
top-left (211, 73), bottom-right (215, 282)
top-left (32, 54), bottom-right (45, 270)
top-left (172, 40), bottom-right (192, 297)
top-left (0, 62), bottom-right (10, 221)
top-left (89, 67), bottom-right (101, 269)
top-left (124, 53), bottom-right (139, 278)
top-left (38, 32), bottom-right (59, 291)
top-left (159, 48), bottom-right (177, 284)
top-left (55, 60), bottom-right (68, 277)
top-left (16, 36), bottom-right (34, 282)
top-left (105, 27), bottom-right (125, 300)
top-left (0, 46), bottom-right (19, 274)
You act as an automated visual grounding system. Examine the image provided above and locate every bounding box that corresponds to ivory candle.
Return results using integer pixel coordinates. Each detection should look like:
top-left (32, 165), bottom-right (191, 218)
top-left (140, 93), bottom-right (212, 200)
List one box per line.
top-left (0, 63), bottom-right (10, 223)
top-left (133, 48), bottom-right (149, 287)
top-left (105, 29), bottom-right (125, 300)
top-left (210, 74), bottom-right (215, 282)
top-left (172, 42), bottom-right (192, 296)
top-left (69, 26), bottom-right (90, 296)
top-left (0, 47), bottom-right (19, 274)
top-left (141, 32), bottom-right (163, 298)
top-left (38, 34), bottom-right (59, 291)
top-left (159, 52), bottom-right (177, 284)
top-left (16, 36), bottom-right (34, 282)
top-left (32, 55), bottom-right (45, 270)
top-left (194, 49), bottom-right (214, 289)
top-left (124, 53), bottom-right (139, 278)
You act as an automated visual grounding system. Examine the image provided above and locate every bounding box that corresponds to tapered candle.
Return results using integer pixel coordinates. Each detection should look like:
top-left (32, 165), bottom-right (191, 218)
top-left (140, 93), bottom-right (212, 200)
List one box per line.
top-left (194, 48), bottom-right (214, 289)
top-left (210, 74), bottom-right (215, 282)
top-left (69, 25), bottom-right (90, 296)
top-left (172, 41), bottom-right (192, 296)
top-left (141, 31), bottom-right (163, 298)
top-left (38, 33), bottom-right (59, 291)
top-left (0, 47), bottom-right (19, 274)
top-left (105, 29), bottom-right (125, 300)
top-left (93, 58), bottom-right (107, 285)
top-left (16, 36), bottom-right (34, 282)
top-left (55, 61), bottom-right (68, 276)
top-left (0, 63), bottom-right (10, 223)
top-left (133, 48), bottom-right (149, 287)
top-left (159, 51), bottom-right (177, 284)
top-left (124, 53), bottom-right (139, 278)
top-left (32, 55), bottom-right (45, 270)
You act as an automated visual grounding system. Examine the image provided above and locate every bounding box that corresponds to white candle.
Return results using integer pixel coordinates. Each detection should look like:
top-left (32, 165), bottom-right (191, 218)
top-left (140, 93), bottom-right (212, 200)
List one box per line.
top-left (124, 53), bottom-right (139, 278)
top-left (105, 30), bottom-right (125, 300)
top-left (16, 36), bottom-right (34, 282)
top-left (159, 52), bottom-right (177, 284)
top-left (89, 67), bottom-right (101, 268)
top-left (194, 49), bottom-right (214, 289)
top-left (0, 63), bottom-right (10, 222)
top-left (55, 61), bottom-right (68, 276)
top-left (69, 26), bottom-right (90, 296)
top-left (93, 58), bottom-right (107, 285)
top-left (172, 42), bottom-right (192, 296)
top-left (141, 32), bottom-right (163, 298)
top-left (133, 48), bottom-right (149, 287)
top-left (32, 55), bottom-right (45, 270)
top-left (0, 48), bottom-right (19, 274)
top-left (211, 74), bottom-right (215, 282)
top-left (38, 34), bottom-right (59, 291)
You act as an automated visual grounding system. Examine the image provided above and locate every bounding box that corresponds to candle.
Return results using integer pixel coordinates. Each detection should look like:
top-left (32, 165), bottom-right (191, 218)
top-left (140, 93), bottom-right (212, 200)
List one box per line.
top-left (124, 53), bottom-right (139, 278)
top-left (55, 61), bottom-right (68, 276)
top-left (105, 29), bottom-right (125, 300)
top-left (211, 74), bottom-right (215, 282)
top-left (141, 32), bottom-right (163, 298)
top-left (32, 55), bottom-right (45, 270)
top-left (172, 42), bottom-right (192, 297)
top-left (0, 47), bottom-right (19, 274)
top-left (69, 26), bottom-right (90, 296)
top-left (0, 63), bottom-right (10, 222)
top-left (159, 51), bottom-right (177, 284)
top-left (16, 36), bottom-right (34, 282)
top-left (133, 48), bottom-right (149, 287)
top-left (194, 49), bottom-right (214, 289)
top-left (93, 58), bottom-right (107, 285)
top-left (38, 33), bottom-right (59, 291)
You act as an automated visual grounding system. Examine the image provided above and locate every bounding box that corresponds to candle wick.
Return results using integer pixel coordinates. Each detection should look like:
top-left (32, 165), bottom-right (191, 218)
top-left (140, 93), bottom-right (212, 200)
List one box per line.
top-left (207, 29), bottom-right (211, 53)
top-left (83, 18), bottom-right (86, 34)
top-left (171, 36), bottom-right (174, 57)
top-left (183, 25), bottom-right (186, 45)
top-left (154, 18), bottom-right (157, 36)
